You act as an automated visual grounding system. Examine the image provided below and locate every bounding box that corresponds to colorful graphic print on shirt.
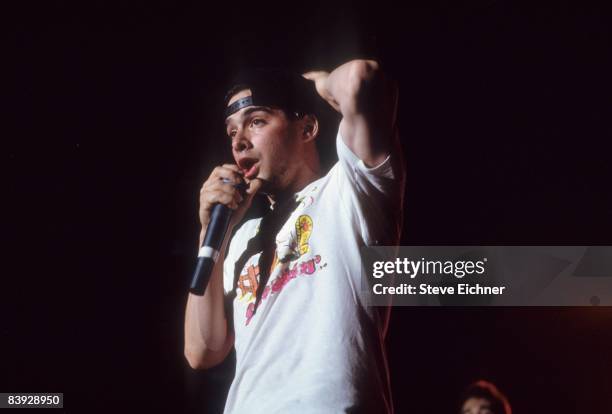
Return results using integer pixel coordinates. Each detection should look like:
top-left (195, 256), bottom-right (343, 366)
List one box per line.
top-left (235, 214), bottom-right (327, 325)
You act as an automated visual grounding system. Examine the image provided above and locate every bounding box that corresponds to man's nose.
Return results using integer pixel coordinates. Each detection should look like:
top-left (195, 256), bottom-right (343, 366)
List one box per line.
top-left (232, 130), bottom-right (252, 153)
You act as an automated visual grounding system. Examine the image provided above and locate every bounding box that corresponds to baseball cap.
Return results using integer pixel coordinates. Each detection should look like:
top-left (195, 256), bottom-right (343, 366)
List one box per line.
top-left (223, 68), bottom-right (323, 120)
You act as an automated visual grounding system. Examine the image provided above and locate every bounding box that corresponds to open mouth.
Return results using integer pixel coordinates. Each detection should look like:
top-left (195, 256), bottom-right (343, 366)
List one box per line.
top-left (238, 157), bottom-right (259, 179)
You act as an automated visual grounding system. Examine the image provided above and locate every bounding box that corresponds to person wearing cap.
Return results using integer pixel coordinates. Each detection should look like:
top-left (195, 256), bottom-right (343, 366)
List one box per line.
top-left (184, 59), bottom-right (404, 413)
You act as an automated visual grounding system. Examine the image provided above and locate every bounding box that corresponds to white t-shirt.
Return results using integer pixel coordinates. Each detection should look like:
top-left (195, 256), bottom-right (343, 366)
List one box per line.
top-left (222, 130), bottom-right (405, 414)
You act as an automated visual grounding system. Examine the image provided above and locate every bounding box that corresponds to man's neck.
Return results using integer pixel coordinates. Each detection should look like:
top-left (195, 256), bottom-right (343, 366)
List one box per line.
top-left (267, 169), bottom-right (321, 208)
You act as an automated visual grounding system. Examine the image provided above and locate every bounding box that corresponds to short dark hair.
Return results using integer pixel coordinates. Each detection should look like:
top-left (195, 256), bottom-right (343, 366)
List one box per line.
top-left (460, 380), bottom-right (512, 414)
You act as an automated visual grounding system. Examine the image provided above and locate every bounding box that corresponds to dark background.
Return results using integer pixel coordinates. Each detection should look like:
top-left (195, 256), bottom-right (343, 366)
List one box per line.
top-left (4, 1), bottom-right (612, 413)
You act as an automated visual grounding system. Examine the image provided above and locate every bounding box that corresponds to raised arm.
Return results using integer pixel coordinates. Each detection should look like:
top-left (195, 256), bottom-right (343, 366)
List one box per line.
top-left (303, 59), bottom-right (398, 167)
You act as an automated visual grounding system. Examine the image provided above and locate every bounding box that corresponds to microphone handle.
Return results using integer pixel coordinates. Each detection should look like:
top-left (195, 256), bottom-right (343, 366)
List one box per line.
top-left (189, 203), bottom-right (233, 296)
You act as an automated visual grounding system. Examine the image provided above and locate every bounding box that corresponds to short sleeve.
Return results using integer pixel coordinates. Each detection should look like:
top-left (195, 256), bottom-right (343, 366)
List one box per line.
top-left (333, 130), bottom-right (405, 246)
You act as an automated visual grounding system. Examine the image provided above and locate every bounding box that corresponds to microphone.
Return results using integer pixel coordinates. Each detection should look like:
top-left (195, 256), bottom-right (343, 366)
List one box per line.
top-left (189, 178), bottom-right (246, 296)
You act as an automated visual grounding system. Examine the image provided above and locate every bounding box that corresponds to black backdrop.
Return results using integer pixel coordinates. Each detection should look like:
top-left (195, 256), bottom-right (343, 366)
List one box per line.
top-left (4, 1), bottom-right (612, 413)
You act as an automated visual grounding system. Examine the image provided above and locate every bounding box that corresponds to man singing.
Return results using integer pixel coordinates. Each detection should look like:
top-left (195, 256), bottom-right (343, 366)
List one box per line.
top-left (184, 59), bottom-right (405, 413)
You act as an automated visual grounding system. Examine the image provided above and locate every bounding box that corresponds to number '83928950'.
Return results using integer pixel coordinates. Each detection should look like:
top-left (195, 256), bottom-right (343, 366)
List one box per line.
top-left (4, 393), bottom-right (62, 407)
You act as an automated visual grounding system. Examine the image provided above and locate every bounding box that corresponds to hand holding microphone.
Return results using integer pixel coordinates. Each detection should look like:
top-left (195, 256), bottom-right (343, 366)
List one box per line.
top-left (190, 164), bottom-right (262, 295)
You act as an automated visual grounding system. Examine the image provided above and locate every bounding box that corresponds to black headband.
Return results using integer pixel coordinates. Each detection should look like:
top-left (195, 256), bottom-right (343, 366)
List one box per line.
top-left (225, 95), bottom-right (255, 118)
top-left (223, 68), bottom-right (325, 123)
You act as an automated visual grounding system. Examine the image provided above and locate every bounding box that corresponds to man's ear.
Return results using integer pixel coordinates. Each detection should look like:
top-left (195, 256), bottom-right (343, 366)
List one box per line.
top-left (300, 114), bottom-right (319, 143)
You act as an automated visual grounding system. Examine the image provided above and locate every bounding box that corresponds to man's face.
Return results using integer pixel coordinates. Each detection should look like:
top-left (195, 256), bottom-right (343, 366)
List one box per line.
top-left (461, 397), bottom-right (494, 414)
top-left (225, 89), bottom-right (301, 193)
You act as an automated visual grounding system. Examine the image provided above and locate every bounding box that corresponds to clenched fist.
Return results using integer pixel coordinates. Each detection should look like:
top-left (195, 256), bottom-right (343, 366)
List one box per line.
top-left (198, 164), bottom-right (262, 244)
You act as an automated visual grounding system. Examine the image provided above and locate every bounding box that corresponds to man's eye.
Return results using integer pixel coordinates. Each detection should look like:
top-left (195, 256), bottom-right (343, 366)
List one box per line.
top-left (228, 130), bottom-right (237, 138)
top-left (250, 118), bottom-right (265, 127)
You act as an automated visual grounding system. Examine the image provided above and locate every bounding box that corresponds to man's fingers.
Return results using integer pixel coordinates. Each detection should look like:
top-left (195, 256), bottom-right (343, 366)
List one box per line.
top-left (201, 165), bottom-right (244, 192)
top-left (302, 70), bottom-right (328, 80)
top-left (212, 164), bottom-right (242, 176)
top-left (246, 178), bottom-right (264, 195)
top-left (221, 164), bottom-right (242, 174)
top-left (203, 191), bottom-right (237, 208)
top-left (302, 71), bottom-right (340, 112)
top-left (198, 164), bottom-right (257, 229)
top-left (206, 178), bottom-right (241, 192)
top-left (214, 165), bottom-right (244, 181)
top-left (202, 181), bottom-right (243, 200)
